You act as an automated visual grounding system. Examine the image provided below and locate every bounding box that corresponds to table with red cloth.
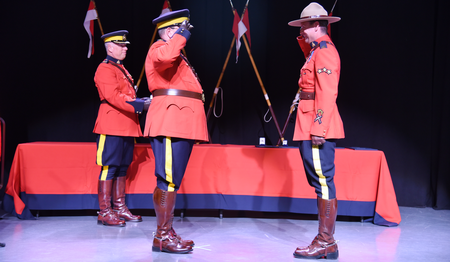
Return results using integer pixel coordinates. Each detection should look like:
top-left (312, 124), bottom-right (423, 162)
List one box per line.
top-left (2, 142), bottom-right (401, 226)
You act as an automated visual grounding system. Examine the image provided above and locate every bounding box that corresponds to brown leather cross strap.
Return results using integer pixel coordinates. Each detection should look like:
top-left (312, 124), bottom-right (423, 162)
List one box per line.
top-left (300, 91), bottom-right (315, 100)
top-left (152, 89), bottom-right (204, 102)
top-left (106, 60), bottom-right (137, 93)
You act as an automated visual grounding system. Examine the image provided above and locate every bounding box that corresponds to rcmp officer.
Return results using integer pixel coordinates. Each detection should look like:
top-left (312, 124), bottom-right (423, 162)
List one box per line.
top-left (288, 2), bottom-right (345, 259)
top-left (144, 9), bottom-right (208, 254)
top-left (93, 30), bottom-right (150, 227)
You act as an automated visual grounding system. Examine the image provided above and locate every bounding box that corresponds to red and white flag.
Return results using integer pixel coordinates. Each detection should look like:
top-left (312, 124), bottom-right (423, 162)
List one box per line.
top-left (232, 11), bottom-right (247, 63)
top-left (242, 7), bottom-right (251, 47)
top-left (84, 1), bottom-right (98, 58)
top-left (161, 0), bottom-right (171, 14)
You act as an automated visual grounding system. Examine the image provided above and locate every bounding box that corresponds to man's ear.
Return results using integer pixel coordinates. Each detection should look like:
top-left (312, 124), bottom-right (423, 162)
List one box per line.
top-left (106, 43), bottom-right (112, 54)
top-left (314, 21), bottom-right (320, 31)
top-left (165, 27), bottom-right (171, 38)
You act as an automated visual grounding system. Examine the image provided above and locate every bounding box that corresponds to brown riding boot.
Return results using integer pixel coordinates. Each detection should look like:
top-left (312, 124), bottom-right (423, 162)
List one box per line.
top-left (152, 187), bottom-right (193, 254)
top-left (112, 176), bottom-right (142, 222)
top-left (294, 197), bottom-right (339, 259)
top-left (97, 180), bottom-right (126, 227)
top-left (170, 221), bottom-right (195, 247)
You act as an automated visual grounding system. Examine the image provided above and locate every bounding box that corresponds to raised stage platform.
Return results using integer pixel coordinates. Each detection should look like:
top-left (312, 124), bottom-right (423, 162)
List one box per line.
top-left (3, 142), bottom-right (401, 226)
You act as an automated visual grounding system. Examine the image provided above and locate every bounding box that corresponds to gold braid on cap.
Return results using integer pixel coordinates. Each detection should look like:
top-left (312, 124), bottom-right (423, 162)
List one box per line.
top-left (104, 35), bottom-right (124, 43)
top-left (157, 17), bottom-right (189, 29)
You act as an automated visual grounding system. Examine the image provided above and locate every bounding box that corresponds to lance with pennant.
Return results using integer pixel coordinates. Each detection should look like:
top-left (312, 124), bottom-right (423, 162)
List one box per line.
top-left (204, 0), bottom-right (240, 143)
top-left (91, 0), bottom-right (104, 35)
top-left (228, 0), bottom-right (284, 144)
top-left (205, 0), bottom-right (240, 122)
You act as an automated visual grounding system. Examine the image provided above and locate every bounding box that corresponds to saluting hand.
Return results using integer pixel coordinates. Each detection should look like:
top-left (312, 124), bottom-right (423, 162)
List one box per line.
top-left (180, 20), bottom-right (194, 31)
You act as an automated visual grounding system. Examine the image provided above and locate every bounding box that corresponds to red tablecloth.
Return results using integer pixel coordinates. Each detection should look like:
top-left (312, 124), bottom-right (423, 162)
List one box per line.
top-left (3, 142), bottom-right (401, 226)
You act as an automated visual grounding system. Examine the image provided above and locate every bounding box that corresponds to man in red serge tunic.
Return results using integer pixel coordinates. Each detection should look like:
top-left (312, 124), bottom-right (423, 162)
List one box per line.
top-left (144, 9), bottom-right (208, 254)
top-left (94, 30), bottom-right (150, 227)
top-left (288, 2), bottom-right (344, 260)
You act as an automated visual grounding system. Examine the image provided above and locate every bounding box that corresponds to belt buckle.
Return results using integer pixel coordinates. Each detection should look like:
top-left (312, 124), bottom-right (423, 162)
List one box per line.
top-left (167, 89), bottom-right (177, 96)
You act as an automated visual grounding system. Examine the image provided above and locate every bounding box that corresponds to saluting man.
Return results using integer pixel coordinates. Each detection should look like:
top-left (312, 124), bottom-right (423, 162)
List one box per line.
top-left (144, 9), bottom-right (208, 254)
top-left (288, 2), bottom-right (345, 260)
top-left (93, 30), bottom-right (150, 227)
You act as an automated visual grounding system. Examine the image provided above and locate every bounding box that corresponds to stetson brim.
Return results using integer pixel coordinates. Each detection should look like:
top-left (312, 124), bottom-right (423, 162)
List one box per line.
top-left (288, 16), bottom-right (341, 27)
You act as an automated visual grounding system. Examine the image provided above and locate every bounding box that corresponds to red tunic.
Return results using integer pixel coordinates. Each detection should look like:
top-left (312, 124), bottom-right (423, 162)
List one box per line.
top-left (144, 34), bottom-right (208, 141)
top-left (293, 35), bottom-right (345, 141)
top-left (93, 61), bottom-right (143, 137)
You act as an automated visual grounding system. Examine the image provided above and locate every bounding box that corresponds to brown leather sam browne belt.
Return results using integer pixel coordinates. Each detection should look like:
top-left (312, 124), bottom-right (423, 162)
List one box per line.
top-left (152, 89), bottom-right (204, 102)
top-left (300, 91), bottom-right (315, 100)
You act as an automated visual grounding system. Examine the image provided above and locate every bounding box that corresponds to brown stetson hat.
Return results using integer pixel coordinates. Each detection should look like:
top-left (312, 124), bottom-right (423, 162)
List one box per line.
top-left (288, 2), bottom-right (340, 27)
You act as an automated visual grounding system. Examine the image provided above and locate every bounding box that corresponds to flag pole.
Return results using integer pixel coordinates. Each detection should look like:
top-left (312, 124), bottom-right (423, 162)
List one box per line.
top-left (205, 0), bottom-right (241, 121)
top-left (91, 0), bottom-right (104, 35)
top-left (330, 0), bottom-right (338, 13)
top-left (237, 0), bottom-right (285, 144)
top-left (210, 0), bottom-right (284, 144)
top-left (136, 1), bottom-right (169, 88)
top-left (136, 23), bottom-right (159, 88)
top-left (241, 33), bottom-right (285, 144)
top-left (205, 36), bottom-right (235, 122)
top-left (276, 86), bottom-right (301, 146)
top-left (204, 0), bottom-right (240, 143)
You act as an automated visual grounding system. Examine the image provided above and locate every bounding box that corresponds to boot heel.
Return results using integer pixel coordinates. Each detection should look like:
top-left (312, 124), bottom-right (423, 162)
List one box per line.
top-left (326, 250), bottom-right (339, 259)
top-left (152, 246), bottom-right (162, 252)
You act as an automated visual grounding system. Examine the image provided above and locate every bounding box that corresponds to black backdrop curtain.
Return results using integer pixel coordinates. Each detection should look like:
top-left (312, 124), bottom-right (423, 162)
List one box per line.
top-left (431, 1), bottom-right (450, 209)
top-left (1, 0), bottom-right (449, 209)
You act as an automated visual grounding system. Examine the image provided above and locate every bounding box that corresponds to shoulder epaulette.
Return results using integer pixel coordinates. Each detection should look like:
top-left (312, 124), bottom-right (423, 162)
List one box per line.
top-left (319, 41), bottom-right (334, 49)
top-left (319, 41), bottom-right (328, 49)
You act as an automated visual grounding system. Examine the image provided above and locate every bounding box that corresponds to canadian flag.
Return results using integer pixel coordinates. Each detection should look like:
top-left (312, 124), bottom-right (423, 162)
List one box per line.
top-left (84, 1), bottom-right (98, 58)
top-left (161, 0), bottom-right (171, 14)
top-left (232, 11), bottom-right (247, 63)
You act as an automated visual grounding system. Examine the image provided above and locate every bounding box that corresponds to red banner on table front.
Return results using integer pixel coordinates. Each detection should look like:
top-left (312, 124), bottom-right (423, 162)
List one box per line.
top-left (3, 142), bottom-right (401, 226)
